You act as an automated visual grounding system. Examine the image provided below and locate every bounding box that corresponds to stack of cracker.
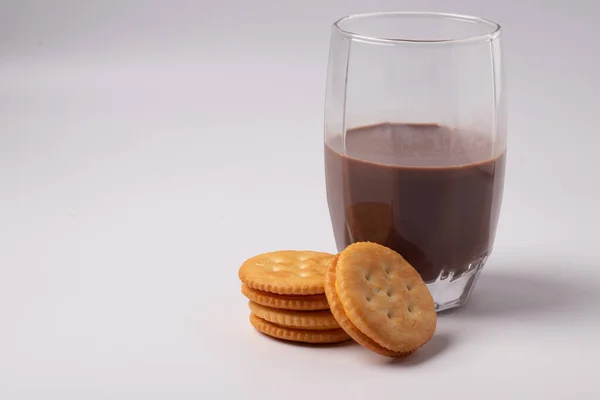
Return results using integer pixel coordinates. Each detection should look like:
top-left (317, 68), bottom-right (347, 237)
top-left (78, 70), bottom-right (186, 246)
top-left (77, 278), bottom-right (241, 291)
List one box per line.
top-left (238, 250), bottom-right (351, 344)
top-left (239, 243), bottom-right (437, 357)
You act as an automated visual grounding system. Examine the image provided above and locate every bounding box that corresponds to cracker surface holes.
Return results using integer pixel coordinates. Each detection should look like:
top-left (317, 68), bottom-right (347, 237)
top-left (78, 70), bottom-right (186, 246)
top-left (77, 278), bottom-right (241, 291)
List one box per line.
top-left (325, 253), bottom-right (417, 358)
top-left (330, 242), bottom-right (436, 353)
top-left (238, 250), bottom-right (334, 295)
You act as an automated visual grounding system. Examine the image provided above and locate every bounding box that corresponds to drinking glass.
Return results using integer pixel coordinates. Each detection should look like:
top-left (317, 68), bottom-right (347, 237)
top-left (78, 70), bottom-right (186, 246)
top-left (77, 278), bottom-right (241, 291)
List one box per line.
top-left (324, 12), bottom-right (506, 311)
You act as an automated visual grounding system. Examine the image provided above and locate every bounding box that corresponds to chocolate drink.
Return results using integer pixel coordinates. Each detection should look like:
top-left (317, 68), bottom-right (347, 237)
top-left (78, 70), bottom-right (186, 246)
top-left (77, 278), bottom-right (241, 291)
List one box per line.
top-left (325, 123), bottom-right (505, 283)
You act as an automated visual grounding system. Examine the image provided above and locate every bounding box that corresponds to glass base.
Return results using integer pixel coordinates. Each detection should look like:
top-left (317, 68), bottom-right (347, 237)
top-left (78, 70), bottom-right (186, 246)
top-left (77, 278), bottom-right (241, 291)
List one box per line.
top-left (426, 252), bottom-right (489, 312)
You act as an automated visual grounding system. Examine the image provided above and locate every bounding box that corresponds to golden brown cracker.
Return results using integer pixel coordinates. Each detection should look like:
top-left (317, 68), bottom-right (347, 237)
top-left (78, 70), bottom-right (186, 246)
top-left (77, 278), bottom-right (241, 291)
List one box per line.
top-left (248, 301), bottom-right (339, 330)
top-left (334, 242), bottom-right (436, 353)
top-left (249, 314), bottom-right (350, 344)
top-left (241, 284), bottom-right (329, 311)
top-left (324, 255), bottom-right (412, 357)
top-left (239, 250), bottom-right (333, 295)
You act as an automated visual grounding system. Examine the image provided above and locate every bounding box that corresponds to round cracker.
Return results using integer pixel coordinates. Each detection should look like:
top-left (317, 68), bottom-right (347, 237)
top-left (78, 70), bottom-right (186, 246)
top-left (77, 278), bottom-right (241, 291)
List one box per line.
top-left (241, 284), bottom-right (329, 311)
top-left (239, 250), bottom-right (334, 295)
top-left (325, 255), bottom-right (412, 357)
top-left (335, 242), bottom-right (436, 353)
top-left (249, 314), bottom-right (350, 344)
top-left (248, 301), bottom-right (339, 330)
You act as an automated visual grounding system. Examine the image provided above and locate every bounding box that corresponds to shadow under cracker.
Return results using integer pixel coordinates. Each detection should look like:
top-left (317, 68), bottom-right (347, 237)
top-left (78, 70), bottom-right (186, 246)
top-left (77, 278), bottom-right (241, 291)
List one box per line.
top-left (259, 332), bottom-right (355, 348)
top-left (380, 333), bottom-right (453, 366)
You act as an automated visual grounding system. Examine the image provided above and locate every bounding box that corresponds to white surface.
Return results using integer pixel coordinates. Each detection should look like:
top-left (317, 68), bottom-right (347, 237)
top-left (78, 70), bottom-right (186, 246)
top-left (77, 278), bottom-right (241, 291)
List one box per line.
top-left (1, 1), bottom-right (599, 399)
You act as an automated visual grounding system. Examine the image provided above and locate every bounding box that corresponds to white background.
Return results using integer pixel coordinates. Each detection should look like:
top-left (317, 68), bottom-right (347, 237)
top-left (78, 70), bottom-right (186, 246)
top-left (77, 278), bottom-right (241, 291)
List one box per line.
top-left (1, 0), bottom-right (599, 399)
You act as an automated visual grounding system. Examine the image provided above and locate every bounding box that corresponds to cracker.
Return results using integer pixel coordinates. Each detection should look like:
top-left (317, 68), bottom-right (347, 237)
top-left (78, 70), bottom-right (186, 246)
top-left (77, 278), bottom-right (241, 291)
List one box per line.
top-left (239, 250), bottom-right (334, 295)
top-left (334, 242), bottom-right (436, 353)
top-left (248, 301), bottom-right (339, 330)
top-left (324, 255), bottom-right (412, 357)
top-left (241, 284), bottom-right (330, 311)
top-left (249, 314), bottom-right (350, 344)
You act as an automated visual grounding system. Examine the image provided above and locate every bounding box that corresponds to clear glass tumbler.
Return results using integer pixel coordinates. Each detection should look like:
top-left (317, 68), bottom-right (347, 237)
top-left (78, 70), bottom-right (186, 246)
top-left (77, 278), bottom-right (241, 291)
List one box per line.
top-left (324, 12), bottom-right (506, 311)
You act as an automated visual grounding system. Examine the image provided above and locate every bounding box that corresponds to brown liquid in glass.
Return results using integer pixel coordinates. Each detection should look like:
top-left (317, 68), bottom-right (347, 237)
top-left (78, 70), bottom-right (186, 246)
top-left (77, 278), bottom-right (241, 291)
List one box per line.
top-left (325, 123), bottom-right (505, 282)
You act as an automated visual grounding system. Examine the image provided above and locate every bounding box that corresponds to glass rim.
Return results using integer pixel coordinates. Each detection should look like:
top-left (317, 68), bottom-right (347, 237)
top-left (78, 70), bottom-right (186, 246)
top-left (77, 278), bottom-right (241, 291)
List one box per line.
top-left (333, 12), bottom-right (501, 44)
